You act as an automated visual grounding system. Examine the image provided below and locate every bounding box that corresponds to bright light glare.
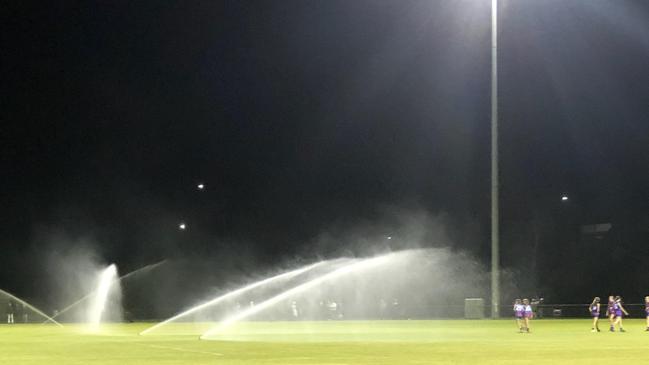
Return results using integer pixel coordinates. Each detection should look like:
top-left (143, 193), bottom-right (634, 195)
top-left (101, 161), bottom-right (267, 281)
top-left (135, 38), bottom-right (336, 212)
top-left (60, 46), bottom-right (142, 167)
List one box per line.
top-left (561, 195), bottom-right (569, 201)
top-left (197, 183), bottom-right (204, 190)
top-left (179, 223), bottom-right (186, 230)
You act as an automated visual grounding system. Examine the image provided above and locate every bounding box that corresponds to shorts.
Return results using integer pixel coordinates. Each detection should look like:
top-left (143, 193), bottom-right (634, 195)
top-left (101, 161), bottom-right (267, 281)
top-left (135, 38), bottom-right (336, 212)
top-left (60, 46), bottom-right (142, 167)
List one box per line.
top-left (591, 313), bottom-right (599, 317)
top-left (515, 315), bottom-right (523, 319)
top-left (524, 312), bottom-right (533, 319)
top-left (615, 311), bottom-right (623, 318)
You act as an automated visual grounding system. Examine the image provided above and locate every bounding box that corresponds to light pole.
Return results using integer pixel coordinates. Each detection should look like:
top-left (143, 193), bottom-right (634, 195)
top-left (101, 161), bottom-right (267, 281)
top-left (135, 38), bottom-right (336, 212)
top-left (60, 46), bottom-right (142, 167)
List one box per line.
top-left (490, 0), bottom-right (500, 319)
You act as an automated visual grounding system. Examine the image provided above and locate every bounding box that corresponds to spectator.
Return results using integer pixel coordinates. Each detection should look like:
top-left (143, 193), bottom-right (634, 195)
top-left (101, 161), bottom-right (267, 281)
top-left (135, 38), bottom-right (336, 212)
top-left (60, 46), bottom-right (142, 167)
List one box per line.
top-left (6, 300), bottom-right (15, 324)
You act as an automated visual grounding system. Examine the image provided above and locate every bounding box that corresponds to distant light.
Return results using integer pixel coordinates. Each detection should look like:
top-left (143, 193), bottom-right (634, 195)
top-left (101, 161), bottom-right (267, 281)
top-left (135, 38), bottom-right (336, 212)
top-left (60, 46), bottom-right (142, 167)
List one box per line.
top-left (179, 223), bottom-right (186, 230)
top-left (387, 236), bottom-right (392, 240)
top-left (561, 195), bottom-right (569, 201)
top-left (197, 183), bottom-right (205, 190)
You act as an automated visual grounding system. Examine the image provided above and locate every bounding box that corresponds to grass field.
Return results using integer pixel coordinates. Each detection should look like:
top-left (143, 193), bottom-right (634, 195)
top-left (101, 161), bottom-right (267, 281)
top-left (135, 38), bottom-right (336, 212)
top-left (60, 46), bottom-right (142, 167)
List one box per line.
top-left (2, 319), bottom-right (649, 364)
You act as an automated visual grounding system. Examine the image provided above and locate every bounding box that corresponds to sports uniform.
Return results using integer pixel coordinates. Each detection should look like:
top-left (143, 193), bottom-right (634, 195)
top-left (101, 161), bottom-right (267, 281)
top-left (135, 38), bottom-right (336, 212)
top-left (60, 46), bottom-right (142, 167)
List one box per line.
top-left (645, 300), bottom-right (649, 331)
top-left (524, 304), bottom-right (533, 319)
top-left (590, 304), bottom-right (599, 318)
top-left (614, 300), bottom-right (623, 319)
top-left (514, 304), bottom-right (524, 319)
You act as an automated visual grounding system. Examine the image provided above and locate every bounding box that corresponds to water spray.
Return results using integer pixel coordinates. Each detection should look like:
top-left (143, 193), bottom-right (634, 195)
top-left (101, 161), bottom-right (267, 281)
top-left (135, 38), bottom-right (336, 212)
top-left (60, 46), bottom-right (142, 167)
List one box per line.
top-left (200, 252), bottom-right (397, 340)
top-left (47, 260), bottom-right (167, 323)
top-left (140, 260), bottom-right (333, 335)
top-left (0, 288), bottom-right (63, 327)
top-left (88, 264), bottom-right (118, 330)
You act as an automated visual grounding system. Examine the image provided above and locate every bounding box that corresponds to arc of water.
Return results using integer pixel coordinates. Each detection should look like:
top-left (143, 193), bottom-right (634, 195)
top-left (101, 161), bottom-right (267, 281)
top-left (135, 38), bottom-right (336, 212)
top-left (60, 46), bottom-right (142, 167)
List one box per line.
top-left (118, 260), bottom-right (167, 282)
top-left (200, 252), bottom-right (396, 339)
top-left (0, 288), bottom-right (63, 327)
top-left (140, 260), bottom-right (332, 335)
top-left (89, 264), bottom-right (118, 328)
top-left (46, 260), bottom-right (167, 323)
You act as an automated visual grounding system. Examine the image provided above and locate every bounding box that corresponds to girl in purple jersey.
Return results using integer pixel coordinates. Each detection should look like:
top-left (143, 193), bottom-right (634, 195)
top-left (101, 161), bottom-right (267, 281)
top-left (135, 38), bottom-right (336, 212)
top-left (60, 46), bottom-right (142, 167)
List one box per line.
top-left (522, 298), bottom-right (533, 333)
top-left (644, 296), bottom-right (649, 332)
top-left (613, 296), bottom-right (629, 332)
top-left (589, 297), bottom-right (601, 332)
top-left (513, 299), bottom-right (524, 332)
top-left (607, 295), bottom-right (616, 332)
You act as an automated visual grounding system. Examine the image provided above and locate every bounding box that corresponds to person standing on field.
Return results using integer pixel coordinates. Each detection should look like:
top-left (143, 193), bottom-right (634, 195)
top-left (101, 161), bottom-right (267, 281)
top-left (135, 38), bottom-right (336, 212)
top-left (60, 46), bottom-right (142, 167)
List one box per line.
top-left (22, 304), bottom-right (29, 323)
top-left (6, 300), bottom-right (15, 324)
top-left (522, 299), bottom-right (533, 333)
top-left (513, 299), bottom-right (524, 332)
top-left (607, 295), bottom-right (616, 332)
top-left (644, 296), bottom-right (649, 332)
top-left (612, 296), bottom-right (629, 332)
top-left (589, 297), bottom-right (601, 332)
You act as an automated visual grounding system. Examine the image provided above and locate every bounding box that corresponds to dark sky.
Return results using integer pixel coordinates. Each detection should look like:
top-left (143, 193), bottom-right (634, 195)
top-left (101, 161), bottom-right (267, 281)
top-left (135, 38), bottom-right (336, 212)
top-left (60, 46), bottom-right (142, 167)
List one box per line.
top-left (2, 1), bottom-right (649, 302)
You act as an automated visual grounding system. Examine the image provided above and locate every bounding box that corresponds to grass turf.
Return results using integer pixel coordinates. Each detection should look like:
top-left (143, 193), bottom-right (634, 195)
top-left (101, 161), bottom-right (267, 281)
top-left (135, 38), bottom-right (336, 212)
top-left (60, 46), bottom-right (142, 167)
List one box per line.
top-left (1, 319), bottom-right (649, 364)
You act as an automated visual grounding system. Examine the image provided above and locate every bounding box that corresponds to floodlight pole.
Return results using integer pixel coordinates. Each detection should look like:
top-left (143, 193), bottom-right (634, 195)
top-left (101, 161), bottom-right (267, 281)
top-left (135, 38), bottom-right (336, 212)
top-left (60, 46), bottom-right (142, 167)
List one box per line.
top-left (490, 0), bottom-right (500, 319)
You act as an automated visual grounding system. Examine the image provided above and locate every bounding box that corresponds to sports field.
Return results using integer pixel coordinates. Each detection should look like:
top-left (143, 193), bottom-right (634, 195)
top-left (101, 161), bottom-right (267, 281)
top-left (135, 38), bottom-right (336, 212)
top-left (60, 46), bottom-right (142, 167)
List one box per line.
top-left (2, 319), bottom-right (648, 364)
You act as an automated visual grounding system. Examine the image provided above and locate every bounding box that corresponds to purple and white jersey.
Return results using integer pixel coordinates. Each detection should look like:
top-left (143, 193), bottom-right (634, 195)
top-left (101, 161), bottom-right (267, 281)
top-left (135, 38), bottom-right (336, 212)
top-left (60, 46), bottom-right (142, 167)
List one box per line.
top-left (514, 304), bottom-right (524, 317)
top-left (614, 300), bottom-right (623, 316)
top-left (645, 303), bottom-right (649, 316)
top-left (590, 304), bottom-right (599, 316)
top-left (524, 305), bottom-right (533, 318)
top-left (607, 301), bottom-right (616, 314)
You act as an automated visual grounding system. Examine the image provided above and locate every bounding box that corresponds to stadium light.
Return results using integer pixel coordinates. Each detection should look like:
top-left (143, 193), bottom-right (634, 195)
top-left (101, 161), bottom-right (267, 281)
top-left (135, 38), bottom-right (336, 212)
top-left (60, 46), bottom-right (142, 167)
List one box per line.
top-left (561, 195), bottom-right (569, 201)
top-left (179, 222), bottom-right (187, 230)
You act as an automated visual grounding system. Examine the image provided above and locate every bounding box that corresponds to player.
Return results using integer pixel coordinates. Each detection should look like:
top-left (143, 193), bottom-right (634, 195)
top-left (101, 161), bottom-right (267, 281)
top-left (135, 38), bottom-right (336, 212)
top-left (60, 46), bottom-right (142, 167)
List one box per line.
top-left (613, 296), bottom-right (629, 332)
top-left (523, 298), bottom-right (533, 333)
top-left (589, 297), bottom-right (601, 332)
top-left (513, 299), bottom-right (524, 332)
top-left (6, 300), bottom-right (15, 324)
top-left (291, 300), bottom-right (299, 319)
top-left (607, 295), bottom-right (616, 332)
top-left (644, 296), bottom-right (649, 332)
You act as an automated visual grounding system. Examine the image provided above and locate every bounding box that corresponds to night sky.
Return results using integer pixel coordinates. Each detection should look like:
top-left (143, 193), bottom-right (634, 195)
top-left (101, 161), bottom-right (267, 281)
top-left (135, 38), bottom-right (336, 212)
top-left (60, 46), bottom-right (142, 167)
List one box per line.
top-left (2, 0), bottom-right (649, 306)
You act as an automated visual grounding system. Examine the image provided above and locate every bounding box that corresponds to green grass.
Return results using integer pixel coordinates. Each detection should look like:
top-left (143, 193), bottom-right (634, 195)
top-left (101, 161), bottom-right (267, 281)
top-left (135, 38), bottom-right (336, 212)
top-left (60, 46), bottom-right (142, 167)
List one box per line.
top-left (2, 319), bottom-right (649, 364)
